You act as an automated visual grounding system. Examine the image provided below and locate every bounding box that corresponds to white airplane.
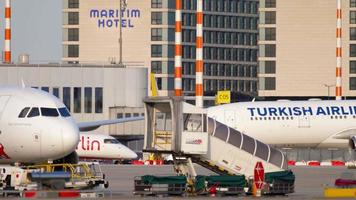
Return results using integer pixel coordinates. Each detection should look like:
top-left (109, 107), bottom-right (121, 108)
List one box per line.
top-left (0, 86), bottom-right (143, 164)
top-left (207, 99), bottom-right (356, 149)
top-left (77, 133), bottom-right (137, 160)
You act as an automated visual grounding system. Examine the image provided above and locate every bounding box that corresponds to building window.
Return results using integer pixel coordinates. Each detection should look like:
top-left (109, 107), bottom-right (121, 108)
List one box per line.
top-left (74, 87), bottom-right (81, 113)
top-left (151, 61), bottom-right (162, 74)
top-left (68, 0), bottom-right (79, 8)
top-left (53, 87), bottom-right (59, 98)
top-left (151, 12), bottom-right (162, 25)
top-left (151, 28), bottom-right (162, 41)
top-left (265, 77), bottom-right (276, 90)
top-left (351, 0), bottom-right (356, 7)
top-left (265, 11), bottom-right (276, 24)
top-left (265, 0), bottom-right (276, 8)
top-left (68, 28), bottom-right (79, 41)
top-left (151, 45), bottom-right (162, 57)
top-left (63, 87), bottom-right (71, 111)
top-left (350, 77), bottom-right (356, 90)
top-left (351, 61), bottom-right (356, 74)
top-left (351, 44), bottom-right (356, 57)
top-left (265, 28), bottom-right (276, 41)
top-left (95, 87), bottom-right (103, 113)
top-left (351, 11), bottom-right (356, 24)
top-left (265, 61), bottom-right (276, 74)
top-left (41, 87), bottom-right (49, 92)
top-left (151, 0), bottom-right (162, 8)
top-left (68, 12), bottom-right (79, 25)
top-left (156, 78), bottom-right (162, 90)
top-left (117, 113), bottom-right (123, 118)
top-left (84, 87), bottom-right (92, 113)
top-left (68, 45), bottom-right (79, 57)
top-left (351, 28), bottom-right (356, 40)
top-left (265, 44), bottom-right (276, 57)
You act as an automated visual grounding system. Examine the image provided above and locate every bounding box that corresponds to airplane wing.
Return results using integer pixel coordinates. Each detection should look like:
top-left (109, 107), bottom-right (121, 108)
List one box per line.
top-left (77, 116), bottom-right (144, 132)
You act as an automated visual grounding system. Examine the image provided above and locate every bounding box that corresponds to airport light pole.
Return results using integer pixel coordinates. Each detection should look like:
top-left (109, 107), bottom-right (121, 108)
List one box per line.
top-left (324, 84), bottom-right (335, 100)
top-left (119, 0), bottom-right (127, 66)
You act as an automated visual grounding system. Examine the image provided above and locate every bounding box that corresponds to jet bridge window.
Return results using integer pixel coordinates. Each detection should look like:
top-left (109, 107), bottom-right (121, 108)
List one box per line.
top-left (183, 114), bottom-right (206, 132)
top-left (58, 107), bottom-right (71, 117)
top-left (18, 107), bottom-right (30, 118)
top-left (27, 107), bottom-right (40, 118)
top-left (41, 108), bottom-right (59, 117)
top-left (104, 139), bottom-right (120, 144)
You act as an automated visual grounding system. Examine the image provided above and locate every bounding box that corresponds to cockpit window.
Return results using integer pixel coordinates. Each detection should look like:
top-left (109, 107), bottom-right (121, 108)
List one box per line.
top-left (18, 107), bottom-right (30, 118)
top-left (58, 107), bottom-right (71, 117)
top-left (104, 139), bottom-right (120, 144)
top-left (27, 107), bottom-right (40, 118)
top-left (41, 108), bottom-right (59, 117)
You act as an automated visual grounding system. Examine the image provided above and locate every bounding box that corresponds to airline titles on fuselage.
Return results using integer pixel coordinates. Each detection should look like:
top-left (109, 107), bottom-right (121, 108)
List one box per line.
top-left (247, 106), bottom-right (356, 117)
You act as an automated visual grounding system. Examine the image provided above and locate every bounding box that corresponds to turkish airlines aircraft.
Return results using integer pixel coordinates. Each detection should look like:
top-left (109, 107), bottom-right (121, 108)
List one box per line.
top-left (207, 100), bottom-right (356, 149)
top-left (77, 133), bottom-right (137, 160)
top-left (0, 86), bottom-right (143, 164)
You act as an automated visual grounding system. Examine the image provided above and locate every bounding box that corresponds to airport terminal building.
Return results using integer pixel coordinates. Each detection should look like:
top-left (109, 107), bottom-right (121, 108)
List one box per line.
top-left (62, 0), bottom-right (259, 102)
top-left (0, 63), bottom-right (147, 151)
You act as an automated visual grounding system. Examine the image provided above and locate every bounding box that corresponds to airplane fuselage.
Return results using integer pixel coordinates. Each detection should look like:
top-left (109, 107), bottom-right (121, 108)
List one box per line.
top-left (208, 100), bottom-right (356, 148)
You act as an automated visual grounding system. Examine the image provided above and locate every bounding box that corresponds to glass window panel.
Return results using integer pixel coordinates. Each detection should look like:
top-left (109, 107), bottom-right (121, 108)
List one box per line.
top-left (151, 28), bottom-right (162, 41)
top-left (68, 45), bottom-right (79, 57)
top-left (68, 28), bottom-right (79, 41)
top-left (74, 87), bottom-right (81, 113)
top-left (151, 45), bottom-right (162, 57)
top-left (351, 28), bottom-right (356, 40)
top-left (351, 11), bottom-right (356, 24)
top-left (151, 0), bottom-right (162, 8)
top-left (53, 87), bottom-right (59, 98)
top-left (84, 87), bottom-right (92, 113)
top-left (95, 87), bottom-right (103, 113)
top-left (63, 87), bottom-right (71, 111)
top-left (350, 44), bottom-right (356, 57)
top-left (350, 77), bottom-right (356, 90)
top-left (350, 61), bottom-right (356, 74)
top-left (265, 77), bottom-right (276, 90)
top-left (68, 0), bottom-right (79, 8)
top-left (265, 28), bottom-right (276, 41)
top-left (352, 0), bottom-right (356, 7)
top-left (151, 12), bottom-right (162, 25)
top-left (265, 61), bottom-right (276, 74)
top-left (265, 11), bottom-right (276, 24)
top-left (68, 12), bottom-right (79, 25)
top-left (265, 0), bottom-right (276, 8)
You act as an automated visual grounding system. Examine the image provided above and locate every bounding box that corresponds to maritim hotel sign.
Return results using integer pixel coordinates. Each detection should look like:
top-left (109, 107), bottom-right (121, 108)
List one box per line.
top-left (89, 7), bottom-right (141, 28)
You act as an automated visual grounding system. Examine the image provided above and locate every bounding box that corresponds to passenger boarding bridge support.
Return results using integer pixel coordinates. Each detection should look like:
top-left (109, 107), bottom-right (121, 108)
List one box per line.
top-left (143, 97), bottom-right (291, 180)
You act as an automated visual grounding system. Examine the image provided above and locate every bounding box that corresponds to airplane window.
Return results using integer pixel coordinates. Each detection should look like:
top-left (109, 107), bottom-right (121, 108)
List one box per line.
top-left (41, 108), bottom-right (59, 117)
top-left (104, 139), bottom-right (120, 144)
top-left (27, 107), bottom-right (40, 118)
top-left (58, 107), bottom-right (71, 117)
top-left (18, 107), bottom-right (30, 118)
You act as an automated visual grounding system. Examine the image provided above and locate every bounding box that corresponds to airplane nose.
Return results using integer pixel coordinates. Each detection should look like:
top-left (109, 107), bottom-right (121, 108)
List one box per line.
top-left (62, 123), bottom-right (80, 154)
top-left (124, 147), bottom-right (138, 159)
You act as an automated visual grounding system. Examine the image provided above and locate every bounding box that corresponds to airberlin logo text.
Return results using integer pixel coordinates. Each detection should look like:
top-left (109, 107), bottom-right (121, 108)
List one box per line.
top-left (77, 136), bottom-right (100, 151)
top-left (186, 139), bottom-right (203, 145)
top-left (89, 8), bottom-right (141, 28)
top-left (247, 106), bottom-right (356, 117)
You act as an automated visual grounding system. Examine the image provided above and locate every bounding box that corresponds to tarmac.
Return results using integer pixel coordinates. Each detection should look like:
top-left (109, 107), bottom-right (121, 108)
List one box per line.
top-left (100, 165), bottom-right (353, 199)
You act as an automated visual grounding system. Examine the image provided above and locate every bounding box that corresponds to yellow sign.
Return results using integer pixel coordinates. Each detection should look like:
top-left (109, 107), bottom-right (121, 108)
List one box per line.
top-left (215, 91), bottom-right (231, 105)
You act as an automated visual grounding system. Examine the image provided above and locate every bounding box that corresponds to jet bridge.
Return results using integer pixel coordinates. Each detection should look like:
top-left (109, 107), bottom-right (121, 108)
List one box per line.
top-left (143, 97), bottom-right (289, 178)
